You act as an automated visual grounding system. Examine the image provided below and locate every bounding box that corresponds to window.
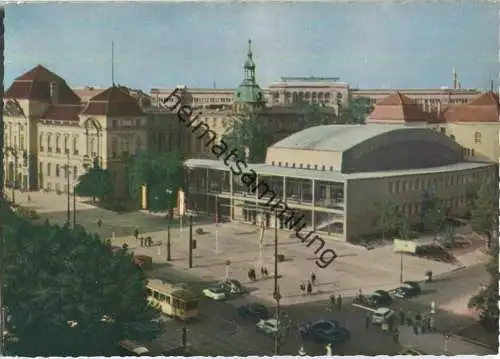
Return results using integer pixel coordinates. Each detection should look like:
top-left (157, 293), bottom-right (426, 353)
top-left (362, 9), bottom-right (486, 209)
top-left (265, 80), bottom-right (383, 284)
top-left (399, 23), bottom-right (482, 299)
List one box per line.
top-left (278, 162), bottom-right (282, 166)
top-left (39, 134), bottom-right (44, 151)
top-left (307, 164), bottom-right (310, 169)
top-left (73, 137), bottom-right (79, 155)
top-left (450, 134), bottom-right (456, 141)
top-left (322, 165), bottom-right (325, 171)
top-left (471, 149), bottom-right (475, 156)
top-left (474, 132), bottom-right (481, 144)
top-left (285, 162), bottom-right (288, 167)
top-left (90, 139), bottom-right (97, 157)
top-left (271, 161), bottom-right (275, 166)
top-left (329, 166), bottom-right (333, 171)
top-left (314, 165), bottom-right (318, 170)
top-left (39, 162), bottom-right (43, 175)
top-left (73, 166), bottom-right (78, 180)
top-left (55, 164), bottom-right (60, 177)
top-left (394, 181), bottom-right (400, 192)
top-left (47, 163), bottom-right (51, 176)
top-left (112, 119), bottom-right (117, 128)
top-left (55, 135), bottom-right (61, 153)
top-left (299, 164), bottom-right (303, 169)
top-left (389, 182), bottom-right (394, 193)
top-left (47, 134), bottom-right (52, 152)
top-left (64, 136), bottom-right (69, 154)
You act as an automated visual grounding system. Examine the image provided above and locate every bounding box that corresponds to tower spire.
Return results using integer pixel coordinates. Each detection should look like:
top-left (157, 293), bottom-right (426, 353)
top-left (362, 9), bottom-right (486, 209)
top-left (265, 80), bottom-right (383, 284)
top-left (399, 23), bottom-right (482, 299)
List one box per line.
top-left (248, 38), bottom-right (253, 58)
top-left (111, 41), bottom-right (115, 87)
top-left (452, 66), bottom-right (458, 89)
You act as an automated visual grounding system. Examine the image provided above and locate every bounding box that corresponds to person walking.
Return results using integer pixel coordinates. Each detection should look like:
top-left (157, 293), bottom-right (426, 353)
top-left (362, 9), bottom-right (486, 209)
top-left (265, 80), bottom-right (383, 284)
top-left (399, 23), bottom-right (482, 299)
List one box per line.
top-left (311, 272), bottom-right (316, 286)
top-left (97, 218), bottom-right (102, 229)
top-left (140, 236), bottom-right (144, 247)
top-left (392, 328), bottom-right (400, 344)
top-left (306, 281), bottom-right (312, 295)
top-left (365, 312), bottom-right (371, 329)
top-left (181, 327), bottom-right (187, 348)
top-left (300, 282), bottom-right (306, 295)
top-left (330, 294), bottom-right (336, 308)
top-left (336, 294), bottom-right (342, 311)
top-left (134, 227), bottom-right (139, 240)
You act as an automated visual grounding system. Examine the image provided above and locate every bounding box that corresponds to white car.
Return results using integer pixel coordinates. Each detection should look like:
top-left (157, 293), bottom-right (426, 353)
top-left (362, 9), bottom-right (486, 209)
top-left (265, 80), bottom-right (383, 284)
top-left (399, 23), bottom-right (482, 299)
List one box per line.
top-left (371, 307), bottom-right (395, 324)
top-left (202, 286), bottom-right (226, 301)
top-left (256, 318), bottom-right (280, 336)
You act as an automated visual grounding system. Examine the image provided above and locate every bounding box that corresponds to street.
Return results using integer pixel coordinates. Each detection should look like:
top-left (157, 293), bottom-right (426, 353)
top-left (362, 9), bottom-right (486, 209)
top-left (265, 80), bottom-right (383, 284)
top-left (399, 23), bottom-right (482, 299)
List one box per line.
top-left (16, 192), bottom-right (495, 355)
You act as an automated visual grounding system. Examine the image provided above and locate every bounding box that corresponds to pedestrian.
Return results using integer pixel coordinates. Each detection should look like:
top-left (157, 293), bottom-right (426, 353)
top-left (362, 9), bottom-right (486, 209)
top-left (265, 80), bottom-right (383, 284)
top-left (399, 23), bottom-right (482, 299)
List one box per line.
top-left (415, 311), bottom-right (422, 325)
top-left (306, 281), bottom-right (312, 295)
top-left (336, 294), bottom-right (342, 311)
top-left (392, 328), bottom-right (400, 344)
top-left (399, 309), bottom-right (406, 326)
top-left (330, 294), bottom-right (336, 308)
top-left (263, 268), bottom-right (268, 276)
top-left (97, 218), bottom-right (102, 229)
top-left (406, 311), bottom-right (413, 326)
top-left (134, 227), bottom-right (139, 239)
top-left (27, 194), bottom-right (31, 202)
top-left (300, 283), bottom-right (306, 294)
top-left (365, 313), bottom-right (371, 329)
top-left (261, 266), bottom-right (265, 276)
top-left (140, 236), bottom-right (144, 247)
top-left (357, 288), bottom-right (363, 301)
top-left (181, 327), bottom-right (187, 348)
top-left (148, 236), bottom-right (153, 247)
top-left (429, 316), bottom-right (435, 332)
top-left (311, 272), bottom-right (316, 286)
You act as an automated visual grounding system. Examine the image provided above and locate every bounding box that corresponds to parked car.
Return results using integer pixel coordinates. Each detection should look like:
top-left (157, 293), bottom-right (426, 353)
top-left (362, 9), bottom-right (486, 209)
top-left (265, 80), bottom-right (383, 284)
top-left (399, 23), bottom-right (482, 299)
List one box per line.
top-left (299, 320), bottom-right (350, 345)
top-left (202, 286), bottom-right (226, 301)
top-left (256, 318), bottom-right (281, 337)
top-left (371, 307), bottom-right (396, 325)
top-left (219, 279), bottom-right (244, 294)
top-left (392, 281), bottom-right (422, 299)
top-left (368, 290), bottom-right (393, 307)
top-left (238, 303), bottom-right (270, 321)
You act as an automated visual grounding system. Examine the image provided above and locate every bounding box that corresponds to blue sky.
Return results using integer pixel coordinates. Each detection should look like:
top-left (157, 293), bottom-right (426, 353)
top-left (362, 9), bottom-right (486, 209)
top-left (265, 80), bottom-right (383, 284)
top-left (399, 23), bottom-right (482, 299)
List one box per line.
top-left (5, 2), bottom-right (499, 91)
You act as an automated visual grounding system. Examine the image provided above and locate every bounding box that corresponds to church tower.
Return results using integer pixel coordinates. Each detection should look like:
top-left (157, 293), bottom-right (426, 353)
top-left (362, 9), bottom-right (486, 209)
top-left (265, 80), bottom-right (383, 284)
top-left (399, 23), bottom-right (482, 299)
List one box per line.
top-left (234, 39), bottom-right (265, 113)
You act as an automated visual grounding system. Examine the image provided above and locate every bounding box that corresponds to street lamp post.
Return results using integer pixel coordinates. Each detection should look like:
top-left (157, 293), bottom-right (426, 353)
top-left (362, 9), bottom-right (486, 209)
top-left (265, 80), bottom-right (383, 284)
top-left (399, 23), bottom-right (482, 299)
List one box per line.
top-left (225, 260), bottom-right (231, 280)
top-left (399, 250), bottom-right (404, 283)
top-left (5, 146), bottom-right (18, 204)
top-left (63, 152), bottom-right (71, 225)
top-left (215, 194), bottom-right (219, 255)
top-left (273, 211), bottom-right (281, 355)
top-left (165, 189), bottom-right (173, 261)
top-left (73, 185), bottom-right (77, 227)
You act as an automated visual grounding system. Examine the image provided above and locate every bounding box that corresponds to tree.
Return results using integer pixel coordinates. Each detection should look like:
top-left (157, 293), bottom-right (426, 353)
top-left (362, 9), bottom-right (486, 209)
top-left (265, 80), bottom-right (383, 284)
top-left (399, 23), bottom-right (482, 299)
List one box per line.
top-left (222, 108), bottom-right (272, 163)
top-left (395, 213), bottom-right (412, 240)
top-left (338, 95), bottom-right (374, 124)
top-left (468, 247), bottom-right (499, 332)
top-left (470, 180), bottom-right (498, 248)
top-left (74, 158), bottom-right (113, 203)
top-left (292, 100), bottom-right (333, 127)
top-left (374, 201), bottom-right (400, 240)
top-left (421, 192), bottom-right (447, 241)
top-left (127, 151), bottom-right (183, 212)
top-left (4, 216), bottom-right (161, 356)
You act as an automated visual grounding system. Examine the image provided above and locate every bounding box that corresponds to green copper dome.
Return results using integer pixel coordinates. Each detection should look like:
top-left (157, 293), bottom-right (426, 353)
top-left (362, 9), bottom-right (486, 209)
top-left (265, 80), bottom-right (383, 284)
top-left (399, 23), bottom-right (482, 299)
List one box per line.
top-left (235, 39), bottom-right (263, 105)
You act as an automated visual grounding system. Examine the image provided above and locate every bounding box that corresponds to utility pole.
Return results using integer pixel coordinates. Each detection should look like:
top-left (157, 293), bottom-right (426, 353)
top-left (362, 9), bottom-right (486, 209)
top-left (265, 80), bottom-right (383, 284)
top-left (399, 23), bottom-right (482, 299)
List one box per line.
top-left (65, 152), bottom-right (70, 225)
top-left (6, 147), bottom-right (17, 204)
top-left (188, 215), bottom-right (193, 269)
top-left (1, 8), bottom-right (7, 355)
top-left (166, 214), bottom-right (171, 261)
top-left (399, 250), bottom-right (404, 284)
top-left (273, 211), bottom-right (281, 355)
top-left (72, 185), bottom-right (76, 227)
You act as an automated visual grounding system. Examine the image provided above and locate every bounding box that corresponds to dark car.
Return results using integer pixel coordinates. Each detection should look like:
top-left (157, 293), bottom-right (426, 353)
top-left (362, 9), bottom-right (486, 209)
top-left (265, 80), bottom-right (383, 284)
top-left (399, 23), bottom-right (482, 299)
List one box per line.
top-left (238, 303), bottom-right (270, 321)
top-left (393, 281), bottom-right (422, 299)
top-left (368, 290), bottom-right (393, 307)
top-left (299, 320), bottom-right (350, 345)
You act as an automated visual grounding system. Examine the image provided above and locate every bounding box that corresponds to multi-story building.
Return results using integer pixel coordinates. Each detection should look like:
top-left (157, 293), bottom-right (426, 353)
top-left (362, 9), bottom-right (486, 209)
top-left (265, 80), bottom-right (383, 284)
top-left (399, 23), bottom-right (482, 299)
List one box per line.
top-left (4, 65), bottom-right (148, 196)
top-left (184, 89), bottom-right (498, 242)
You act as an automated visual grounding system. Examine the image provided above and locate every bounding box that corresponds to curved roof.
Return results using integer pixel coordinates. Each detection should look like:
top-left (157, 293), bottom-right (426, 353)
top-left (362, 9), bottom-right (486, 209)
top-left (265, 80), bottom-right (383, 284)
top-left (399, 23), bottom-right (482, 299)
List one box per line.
top-left (271, 124), bottom-right (406, 152)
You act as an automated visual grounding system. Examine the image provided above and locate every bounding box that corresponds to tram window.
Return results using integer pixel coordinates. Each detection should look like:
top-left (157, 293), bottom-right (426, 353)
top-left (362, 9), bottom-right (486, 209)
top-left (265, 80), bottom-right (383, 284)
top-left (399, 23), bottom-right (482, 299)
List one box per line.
top-left (158, 293), bottom-right (167, 302)
top-left (153, 292), bottom-right (160, 300)
top-left (147, 289), bottom-right (153, 296)
top-left (165, 296), bottom-right (171, 304)
top-left (173, 299), bottom-right (180, 308)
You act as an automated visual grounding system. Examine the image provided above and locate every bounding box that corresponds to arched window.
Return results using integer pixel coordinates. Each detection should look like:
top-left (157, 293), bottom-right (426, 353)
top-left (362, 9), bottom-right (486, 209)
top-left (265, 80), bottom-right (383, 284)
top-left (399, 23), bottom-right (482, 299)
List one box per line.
top-left (55, 134), bottom-right (61, 153)
top-left (111, 137), bottom-right (118, 158)
top-left (90, 139), bottom-right (96, 156)
top-left (39, 162), bottom-right (43, 175)
top-left (64, 136), bottom-right (69, 154)
top-left (73, 166), bottom-right (78, 180)
top-left (47, 163), bottom-right (51, 176)
top-left (47, 134), bottom-right (53, 152)
top-left (39, 133), bottom-right (44, 151)
top-left (73, 137), bottom-right (79, 155)
top-left (474, 132), bottom-right (482, 144)
top-left (55, 164), bottom-right (60, 177)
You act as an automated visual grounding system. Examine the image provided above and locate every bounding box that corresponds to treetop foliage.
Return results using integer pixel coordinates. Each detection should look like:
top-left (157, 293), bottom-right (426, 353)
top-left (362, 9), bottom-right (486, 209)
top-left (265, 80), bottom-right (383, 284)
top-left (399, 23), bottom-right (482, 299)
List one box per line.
top-left (3, 212), bottom-right (161, 356)
top-left (74, 160), bottom-right (113, 200)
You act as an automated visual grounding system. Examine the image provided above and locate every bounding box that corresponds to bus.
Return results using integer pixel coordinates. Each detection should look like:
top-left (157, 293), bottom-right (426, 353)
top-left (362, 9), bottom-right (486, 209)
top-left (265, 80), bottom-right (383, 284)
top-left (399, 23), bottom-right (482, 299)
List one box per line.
top-left (146, 279), bottom-right (199, 320)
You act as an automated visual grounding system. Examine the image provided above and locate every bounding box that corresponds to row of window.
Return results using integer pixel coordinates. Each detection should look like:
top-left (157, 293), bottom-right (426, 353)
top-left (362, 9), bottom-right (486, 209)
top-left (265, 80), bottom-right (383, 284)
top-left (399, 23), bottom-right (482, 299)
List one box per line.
top-left (193, 97), bottom-right (232, 104)
top-left (271, 161), bottom-right (337, 172)
top-left (39, 134), bottom-right (80, 155)
top-left (110, 118), bottom-right (143, 128)
top-left (39, 162), bottom-right (78, 180)
top-left (398, 196), bottom-right (466, 217)
top-left (389, 171), bottom-right (487, 193)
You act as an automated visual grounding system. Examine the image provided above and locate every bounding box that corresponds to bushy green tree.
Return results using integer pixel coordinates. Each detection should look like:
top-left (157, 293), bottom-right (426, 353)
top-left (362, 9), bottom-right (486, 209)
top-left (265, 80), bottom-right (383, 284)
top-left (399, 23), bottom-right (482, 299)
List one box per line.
top-left (127, 151), bottom-right (183, 212)
top-left (222, 109), bottom-right (272, 163)
top-left (338, 95), bottom-right (374, 124)
top-left (374, 201), bottom-right (400, 240)
top-left (74, 158), bottom-right (113, 202)
top-left (4, 216), bottom-right (161, 356)
top-left (468, 247), bottom-right (499, 332)
top-left (421, 192), bottom-right (447, 240)
top-left (470, 180), bottom-right (498, 248)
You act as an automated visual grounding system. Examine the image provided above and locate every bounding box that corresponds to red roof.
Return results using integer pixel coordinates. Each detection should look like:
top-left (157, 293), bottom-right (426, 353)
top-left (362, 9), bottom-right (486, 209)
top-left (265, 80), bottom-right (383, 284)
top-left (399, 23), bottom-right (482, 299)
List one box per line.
top-left (441, 91), bottom-right (499, 123)
top-left (368, 91), bottom-right (429, 123)
top-left (5, 64), bottom-right (81, 105)
top-left (42, 104), bottom-right (83, 122)
top-left (80, 86), bottom-right (144, 117)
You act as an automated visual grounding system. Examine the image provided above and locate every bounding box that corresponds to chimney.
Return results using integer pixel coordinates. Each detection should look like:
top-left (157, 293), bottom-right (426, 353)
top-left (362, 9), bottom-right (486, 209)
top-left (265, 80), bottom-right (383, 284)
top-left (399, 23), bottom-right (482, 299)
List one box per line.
top-left (49, 82), bottom-right (59, 104)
